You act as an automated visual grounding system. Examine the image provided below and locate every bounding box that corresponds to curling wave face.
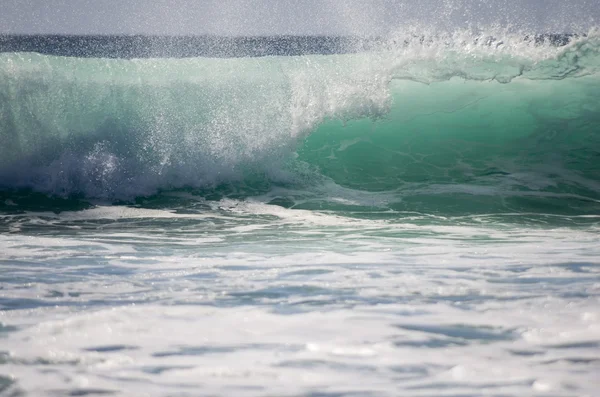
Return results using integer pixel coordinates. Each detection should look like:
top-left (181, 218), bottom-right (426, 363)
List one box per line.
top-left (1, 31), bottom-right (599, 216)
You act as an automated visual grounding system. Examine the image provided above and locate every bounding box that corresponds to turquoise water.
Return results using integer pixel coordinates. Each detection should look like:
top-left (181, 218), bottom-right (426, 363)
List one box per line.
top-left (1, 33), bottom-right (599, 396)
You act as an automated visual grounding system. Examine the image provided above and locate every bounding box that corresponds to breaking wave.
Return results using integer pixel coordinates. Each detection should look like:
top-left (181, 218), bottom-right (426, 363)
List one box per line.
top-left (1, 31), bottom-right (599, 215)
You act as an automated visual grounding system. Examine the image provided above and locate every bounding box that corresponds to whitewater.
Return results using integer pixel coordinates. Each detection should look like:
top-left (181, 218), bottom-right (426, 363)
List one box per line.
top-left (1, 30), bottom-right (600, 396)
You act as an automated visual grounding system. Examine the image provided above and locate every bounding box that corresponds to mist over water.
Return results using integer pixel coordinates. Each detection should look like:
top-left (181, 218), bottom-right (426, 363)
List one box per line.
top-left (2, 0), bottom-right (599, 35)
top-left (1, 2), bottom-right (600, 396)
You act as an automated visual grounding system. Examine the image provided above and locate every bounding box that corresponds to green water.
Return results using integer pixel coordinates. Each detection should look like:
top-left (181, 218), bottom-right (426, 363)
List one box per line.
top-left (297, 77), bottom-right (600, 215)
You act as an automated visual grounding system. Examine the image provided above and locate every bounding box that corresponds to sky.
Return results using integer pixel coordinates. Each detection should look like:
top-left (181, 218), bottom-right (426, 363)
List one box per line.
top-left (1, 0), bottom-right (598, 35)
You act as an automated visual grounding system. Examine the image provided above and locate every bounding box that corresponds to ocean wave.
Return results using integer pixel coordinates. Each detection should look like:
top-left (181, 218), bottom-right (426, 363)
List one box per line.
top-left (0, 31), bottom-right (599, 214)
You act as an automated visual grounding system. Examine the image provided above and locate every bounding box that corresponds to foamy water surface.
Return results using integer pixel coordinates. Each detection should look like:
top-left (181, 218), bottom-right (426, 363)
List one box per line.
top-left (1, 201), bottom-right (599, 396)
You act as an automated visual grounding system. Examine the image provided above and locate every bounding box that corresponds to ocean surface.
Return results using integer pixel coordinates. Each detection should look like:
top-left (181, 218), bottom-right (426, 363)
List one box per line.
top-left (1, 32), bottom-right (600, 396)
